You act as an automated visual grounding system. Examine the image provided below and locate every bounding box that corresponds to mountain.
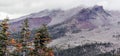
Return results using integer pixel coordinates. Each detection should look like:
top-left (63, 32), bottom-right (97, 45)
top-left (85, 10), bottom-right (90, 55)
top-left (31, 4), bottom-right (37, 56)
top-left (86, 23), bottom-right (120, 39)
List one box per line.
top-left (48, 5), bottom-right (112, 39)
top-left (65, 5), bottom-right (110, 29)
top-left (8, 6), bottom-right (85, 31)
top-left (48, 6), bottom-right (120, 55)
top-left (7, 5), bottom-right (120, 55)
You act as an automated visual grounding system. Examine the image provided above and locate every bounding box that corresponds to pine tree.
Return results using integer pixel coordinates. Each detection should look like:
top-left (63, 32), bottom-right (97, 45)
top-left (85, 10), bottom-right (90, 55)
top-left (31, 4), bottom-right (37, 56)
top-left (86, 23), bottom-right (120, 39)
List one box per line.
top-left (20, 18), bottom-right (31, 56)
top-left (21, 19), bottom-right (30, 40)
top-left (34, 24), bottom-right (54, 56)
top-left (0, 18), bottom-right (9, 56)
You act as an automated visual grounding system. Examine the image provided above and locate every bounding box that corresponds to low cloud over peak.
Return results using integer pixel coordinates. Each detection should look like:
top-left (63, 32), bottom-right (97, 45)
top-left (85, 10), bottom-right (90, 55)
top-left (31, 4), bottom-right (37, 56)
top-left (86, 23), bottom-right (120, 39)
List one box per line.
top-left (0, 0), bottom-right (120, 19)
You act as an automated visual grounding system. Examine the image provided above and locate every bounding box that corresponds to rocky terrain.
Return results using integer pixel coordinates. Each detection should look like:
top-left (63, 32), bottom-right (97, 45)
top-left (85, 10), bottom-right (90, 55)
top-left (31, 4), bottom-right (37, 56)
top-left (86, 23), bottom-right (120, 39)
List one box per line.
top-left (7, 5), bottom-right (120, 56)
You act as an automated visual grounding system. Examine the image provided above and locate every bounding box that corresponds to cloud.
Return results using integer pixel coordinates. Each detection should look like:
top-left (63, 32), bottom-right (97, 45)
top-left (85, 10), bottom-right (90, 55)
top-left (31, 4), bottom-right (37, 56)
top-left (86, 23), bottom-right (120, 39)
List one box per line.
top-left (0, 12), bottom-right (24, 20)
top-left (97, 1), bottom-right (108, 7)
top-left (0, 0), bottom-right (120, 19)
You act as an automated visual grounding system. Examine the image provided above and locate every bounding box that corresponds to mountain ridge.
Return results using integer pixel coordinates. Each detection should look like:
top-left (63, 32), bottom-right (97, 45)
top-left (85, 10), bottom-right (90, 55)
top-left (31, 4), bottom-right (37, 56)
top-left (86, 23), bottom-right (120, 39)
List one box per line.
top-left (5, 5), bottom-right (120, 55)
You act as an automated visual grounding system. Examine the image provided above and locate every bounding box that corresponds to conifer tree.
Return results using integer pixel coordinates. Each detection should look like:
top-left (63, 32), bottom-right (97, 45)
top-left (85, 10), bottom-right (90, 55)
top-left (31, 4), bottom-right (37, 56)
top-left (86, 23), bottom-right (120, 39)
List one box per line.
top-left (34, 24), bottom-right (54, 56)
top-left (0, 18), bottom-right (9, 56)
top-left (20, 18), bottom-right (30, 56)
top-left (21, 19), bottom-right (30, 40)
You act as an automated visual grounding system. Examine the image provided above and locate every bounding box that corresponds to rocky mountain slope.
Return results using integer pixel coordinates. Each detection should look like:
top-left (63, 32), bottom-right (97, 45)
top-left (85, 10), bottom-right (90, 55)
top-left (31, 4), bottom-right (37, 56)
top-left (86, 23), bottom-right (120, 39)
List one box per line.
top-left (8, 6), bottom-right (84, 31)
top-left (7, 5), bottom-right (120, 56)
top-left (48, 6), bottom-right (120, 56)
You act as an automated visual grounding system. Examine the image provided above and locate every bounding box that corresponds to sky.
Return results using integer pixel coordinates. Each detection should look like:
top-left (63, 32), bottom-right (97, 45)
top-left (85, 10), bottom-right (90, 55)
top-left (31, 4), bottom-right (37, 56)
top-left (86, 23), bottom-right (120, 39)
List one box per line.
top-left (0, 0), bottom-right (120, 20)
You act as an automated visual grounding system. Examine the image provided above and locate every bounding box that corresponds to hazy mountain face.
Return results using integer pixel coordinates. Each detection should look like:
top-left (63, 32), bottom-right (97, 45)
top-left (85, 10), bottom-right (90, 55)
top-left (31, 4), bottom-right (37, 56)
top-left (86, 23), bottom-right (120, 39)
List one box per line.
top-left (9, 16), bottom-right (51, 31)
top-left (8, 6), bottom-right (84, 31)
top-left (48, 6), bottom-right (113, 39)
top-left (48, 6), bottom-right (120, 56)
top-left (7, 5), bottom-right (116, 31)
top-left (19, 6), bottom-right (110, 30)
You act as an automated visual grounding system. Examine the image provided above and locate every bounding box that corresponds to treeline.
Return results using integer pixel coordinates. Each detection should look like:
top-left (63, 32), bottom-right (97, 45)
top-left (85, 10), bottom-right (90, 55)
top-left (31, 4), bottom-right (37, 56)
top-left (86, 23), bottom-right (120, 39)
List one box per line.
top-left (54, 43), bottom-right (119, 56)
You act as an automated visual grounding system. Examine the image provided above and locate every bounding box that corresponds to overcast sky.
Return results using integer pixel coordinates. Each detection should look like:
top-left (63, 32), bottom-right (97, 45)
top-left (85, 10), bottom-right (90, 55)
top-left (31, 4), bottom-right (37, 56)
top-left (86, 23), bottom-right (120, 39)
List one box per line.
top-left (0, 0), bottom-right (120, 19)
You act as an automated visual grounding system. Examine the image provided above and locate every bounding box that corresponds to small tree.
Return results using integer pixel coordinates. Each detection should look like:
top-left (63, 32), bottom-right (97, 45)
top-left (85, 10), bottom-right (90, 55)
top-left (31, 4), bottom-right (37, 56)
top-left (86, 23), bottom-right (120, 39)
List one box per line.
top-left (20, 19), bottom-right (31, 56)
top-left (21, 19), bottom-right (30, 40)
top-left (0, 18), bottom-right (9, 56)
top-left (34, 24), bottom-right (54, 56)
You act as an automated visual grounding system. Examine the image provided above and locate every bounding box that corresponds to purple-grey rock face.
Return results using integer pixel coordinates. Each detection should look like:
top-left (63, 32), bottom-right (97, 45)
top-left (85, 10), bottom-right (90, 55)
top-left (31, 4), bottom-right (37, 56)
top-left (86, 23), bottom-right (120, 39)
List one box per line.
top-left (62, 6), bottom-right (111, 30)
top-left (48, 6), bottom-right (114, 39)
top-left (8, 5), bottom-right (111, 32)
top-left (8, 9), bottom-right (64, 31)
top-left (9, 16), bottom-right (51, 31)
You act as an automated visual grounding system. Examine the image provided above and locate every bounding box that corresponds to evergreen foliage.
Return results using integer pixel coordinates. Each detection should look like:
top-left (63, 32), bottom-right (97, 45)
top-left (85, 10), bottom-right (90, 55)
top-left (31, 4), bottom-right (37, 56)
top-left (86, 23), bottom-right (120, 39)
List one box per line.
top-left (0, 18), bottom-right (54, 56)
top-left (34, 24), bottom-right (54, 56)
top-left (0, 17), bottom-right (9, 56)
